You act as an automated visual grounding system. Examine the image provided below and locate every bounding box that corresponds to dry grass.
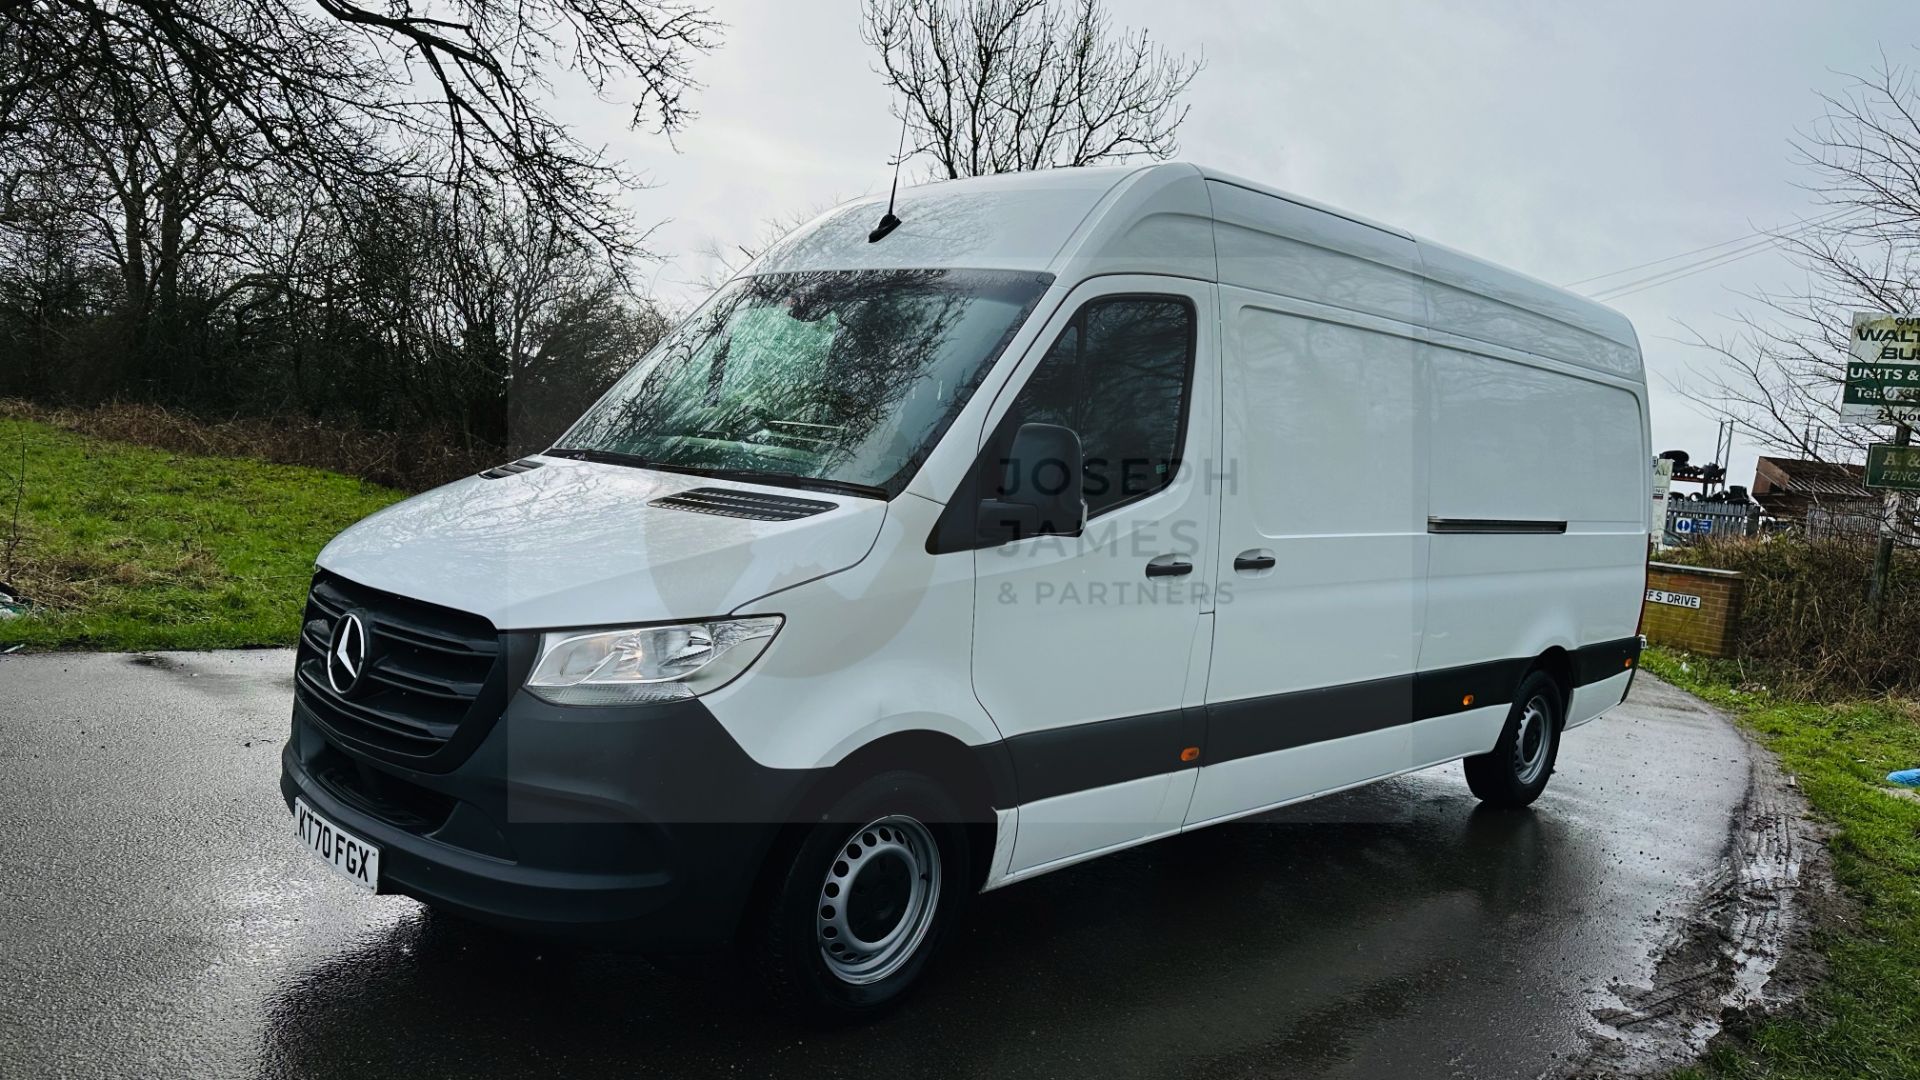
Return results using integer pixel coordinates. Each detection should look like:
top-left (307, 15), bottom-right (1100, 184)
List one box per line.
top-left (0, 398), bottom-right (495, 493)
top-left (7, 538), bottom-right (223, 615)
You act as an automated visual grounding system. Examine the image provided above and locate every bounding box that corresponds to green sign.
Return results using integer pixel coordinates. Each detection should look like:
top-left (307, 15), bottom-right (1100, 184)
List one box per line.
top-left (1843, 367), bottom-right (1920, 406)
top-left (1843, 313), bottom-right (1920, 423)
top-left (1866, 443), bottom-right (1920, 492)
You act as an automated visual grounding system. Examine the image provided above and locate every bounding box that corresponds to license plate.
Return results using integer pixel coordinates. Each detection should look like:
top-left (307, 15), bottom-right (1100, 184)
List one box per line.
top-left (293, 799), bottom-right (380, 891)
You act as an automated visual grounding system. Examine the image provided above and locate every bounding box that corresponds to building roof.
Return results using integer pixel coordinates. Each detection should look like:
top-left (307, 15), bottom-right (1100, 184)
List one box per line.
top-left (1753, 456), bottom-right (1874, 502)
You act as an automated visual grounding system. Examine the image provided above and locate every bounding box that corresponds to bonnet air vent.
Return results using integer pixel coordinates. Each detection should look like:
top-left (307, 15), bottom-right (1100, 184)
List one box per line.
top-left (478, 458), bottom-right (544, 479)
top-left (649, 487), bottom-right (836, 522)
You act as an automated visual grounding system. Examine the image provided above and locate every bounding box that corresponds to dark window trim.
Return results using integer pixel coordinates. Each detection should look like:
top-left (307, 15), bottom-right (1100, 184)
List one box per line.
top-left (926, 290), bottom-right (1199, 555)
top-left (1011, 291), bottom-right (1200, 523)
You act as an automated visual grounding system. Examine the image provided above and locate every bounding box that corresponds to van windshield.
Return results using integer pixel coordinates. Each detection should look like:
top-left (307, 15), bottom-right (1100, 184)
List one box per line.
top-left (554, 268), bottom-right (1053, 498)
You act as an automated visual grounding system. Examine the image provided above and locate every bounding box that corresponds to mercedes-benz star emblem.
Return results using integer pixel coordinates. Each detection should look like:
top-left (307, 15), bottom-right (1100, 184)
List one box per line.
top-left (326, 612), bottom-right (370, 696)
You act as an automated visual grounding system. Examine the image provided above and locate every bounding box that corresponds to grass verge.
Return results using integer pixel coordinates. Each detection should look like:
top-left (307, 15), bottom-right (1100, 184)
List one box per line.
top-left (0, 417), bottom-right (404, 651)
top-left (1648, 647), bottom-right (1920, 1080)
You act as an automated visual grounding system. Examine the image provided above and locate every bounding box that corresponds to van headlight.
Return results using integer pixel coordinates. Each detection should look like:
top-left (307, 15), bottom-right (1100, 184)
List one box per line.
top-left (525, 616), bottom-right (783, 705)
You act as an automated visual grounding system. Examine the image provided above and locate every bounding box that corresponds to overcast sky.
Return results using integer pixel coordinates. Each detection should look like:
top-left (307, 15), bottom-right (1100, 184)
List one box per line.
top-left (566, 0), bottom-right (1920, 488)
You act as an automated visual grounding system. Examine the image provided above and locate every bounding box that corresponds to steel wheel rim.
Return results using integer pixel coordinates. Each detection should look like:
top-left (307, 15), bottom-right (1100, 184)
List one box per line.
top-left (1512, 694), bottom-right (1552, 786)
top-left (816, 814), bottom-right (941, 985)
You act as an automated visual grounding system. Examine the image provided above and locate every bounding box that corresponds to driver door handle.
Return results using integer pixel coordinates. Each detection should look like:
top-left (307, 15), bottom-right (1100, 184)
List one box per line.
top-left (1145, 555), bottom-right (1194, 578)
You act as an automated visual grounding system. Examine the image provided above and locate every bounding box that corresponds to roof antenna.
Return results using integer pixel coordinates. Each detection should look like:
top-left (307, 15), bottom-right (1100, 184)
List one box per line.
top-left (868, 110), bottom-right (908, 243)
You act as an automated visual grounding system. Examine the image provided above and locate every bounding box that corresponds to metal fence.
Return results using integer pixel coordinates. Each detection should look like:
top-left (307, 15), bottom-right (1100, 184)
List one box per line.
top-left (1663, 501), bottom-right (1760, 545)
top-left (1799, 502), bottom-right (1920, 547)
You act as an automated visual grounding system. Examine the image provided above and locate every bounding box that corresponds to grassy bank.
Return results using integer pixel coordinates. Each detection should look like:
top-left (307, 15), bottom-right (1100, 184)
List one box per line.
top-left (1, 398), bottom-right (493, 492)
top-left (1649, 648), bottom-right (1920, 1080)
top-left (0, 417), bottom-right (405, 651)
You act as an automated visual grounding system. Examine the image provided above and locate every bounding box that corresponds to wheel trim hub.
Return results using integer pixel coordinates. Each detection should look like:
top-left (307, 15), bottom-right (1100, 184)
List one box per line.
top-left (816, 815), bottom-right (941, 985)
top-left (1512, 694), bottom-right (1551, 786)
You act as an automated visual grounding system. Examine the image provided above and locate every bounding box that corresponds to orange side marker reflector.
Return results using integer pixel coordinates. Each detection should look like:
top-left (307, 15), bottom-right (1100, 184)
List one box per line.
top-left (1179, 746), bottom-right (1201, 763)
top-left (1625, 657), bottom-right (1635, 668)
top-left (1462, 694), bottom-right (1476, 707)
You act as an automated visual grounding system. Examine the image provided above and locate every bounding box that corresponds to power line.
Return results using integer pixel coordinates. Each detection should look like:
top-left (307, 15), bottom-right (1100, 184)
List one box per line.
top-left (1589, 229), bottom-right (1810, 301)
top-left (1564, 207), bottom-right (1858, 298)
top-left (1562, 206), bottom-right (1852, 288)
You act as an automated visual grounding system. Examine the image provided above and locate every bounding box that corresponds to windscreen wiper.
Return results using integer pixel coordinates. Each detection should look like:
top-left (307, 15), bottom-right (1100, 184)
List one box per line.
top-left (545, 446), bottom-right (658, 469)
top-left (546, 449), bottom-right (886, 501)
top-left (698, 468), bottom-right (887, 501)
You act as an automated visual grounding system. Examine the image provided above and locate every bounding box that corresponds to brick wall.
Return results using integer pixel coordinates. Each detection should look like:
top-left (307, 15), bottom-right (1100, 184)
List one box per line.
top-left (1641, 562), bottom-right (1745, 657)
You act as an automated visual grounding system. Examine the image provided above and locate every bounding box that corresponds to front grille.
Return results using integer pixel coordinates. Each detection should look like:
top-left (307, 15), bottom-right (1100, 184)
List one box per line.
top-left (295, 570), bottom-right (501, 761)
top-left (310, 742), bottom-right (456, 833)
top-left (649, 486), bottom-right (836, 522)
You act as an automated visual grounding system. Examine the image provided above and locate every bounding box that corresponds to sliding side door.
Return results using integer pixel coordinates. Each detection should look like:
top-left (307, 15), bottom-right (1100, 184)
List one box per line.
top-left (1184, 289), bottom-right (1428, 826)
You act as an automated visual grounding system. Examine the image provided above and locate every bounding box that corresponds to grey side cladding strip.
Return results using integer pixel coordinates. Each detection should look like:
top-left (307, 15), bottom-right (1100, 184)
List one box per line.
top-left (985, 636), bottom-right (1645, 804)
top-left (1000, 707), bottom-right (1207, 805)
top-left (1575, 636), bottom-right (1643, 685)
top-left (1207, 638), bottom-right (1640, 767)
top-left (1207, 674), bottom-right (1418, 763)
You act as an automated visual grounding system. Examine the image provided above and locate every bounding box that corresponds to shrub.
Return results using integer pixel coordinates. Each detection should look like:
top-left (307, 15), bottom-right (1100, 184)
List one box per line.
top-left (1664, 535), bottom-right (1920, 697)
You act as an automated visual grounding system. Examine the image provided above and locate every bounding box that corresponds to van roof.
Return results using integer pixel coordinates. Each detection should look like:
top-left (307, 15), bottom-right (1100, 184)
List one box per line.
top-left (751, 162), bottom-right (1640, 378)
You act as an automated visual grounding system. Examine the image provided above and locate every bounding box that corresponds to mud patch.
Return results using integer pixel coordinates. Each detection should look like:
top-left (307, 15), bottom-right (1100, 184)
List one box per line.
top-left (1573, 730), bottom-right (1833, 1077)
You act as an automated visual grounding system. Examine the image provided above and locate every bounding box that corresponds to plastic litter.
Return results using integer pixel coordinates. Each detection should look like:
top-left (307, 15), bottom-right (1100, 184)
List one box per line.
top-left (0, 582), bottom-right (29, 621)
top-left (1888, 769), bottom-right (1920, 788)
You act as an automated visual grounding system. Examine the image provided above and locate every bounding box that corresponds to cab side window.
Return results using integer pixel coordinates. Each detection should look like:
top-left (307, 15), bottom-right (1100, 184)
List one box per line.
top-left (1004, 296), bottom-right (1195, 517)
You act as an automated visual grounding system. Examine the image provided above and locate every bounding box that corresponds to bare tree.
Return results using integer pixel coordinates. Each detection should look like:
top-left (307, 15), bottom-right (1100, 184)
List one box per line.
top-left (1691, 62), bottom-right (1920, 463)
top-left (1, 0), bottom-right (721, 258)
top-left (861, 0), bottom-right (1201, 179)
top-left (1, 0), bottom-right (698, 455)
top-left (1688, 60), bottom-right (1920, 572)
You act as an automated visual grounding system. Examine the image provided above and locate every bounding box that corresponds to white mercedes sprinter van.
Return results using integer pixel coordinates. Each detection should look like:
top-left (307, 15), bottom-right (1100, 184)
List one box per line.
top-left (282, 163), bottom-right (1650, 1020)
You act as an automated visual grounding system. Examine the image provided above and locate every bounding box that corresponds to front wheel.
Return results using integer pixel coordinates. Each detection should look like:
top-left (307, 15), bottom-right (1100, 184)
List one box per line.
top-left (1463, 672), bottom-right (1563, 808)
top-left (747, 771), bottom-right (971, 1024)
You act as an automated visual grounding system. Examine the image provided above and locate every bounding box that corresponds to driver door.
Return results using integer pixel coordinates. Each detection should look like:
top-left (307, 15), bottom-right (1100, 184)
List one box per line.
top-left (968, 277), bottom-right (1220, 876)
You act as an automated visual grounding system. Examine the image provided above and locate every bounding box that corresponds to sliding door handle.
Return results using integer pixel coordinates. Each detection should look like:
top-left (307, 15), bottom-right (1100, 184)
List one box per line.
top-left (1233, 552), bottom-right (1276, 572)
top-left (1145, 555), bottom-right (1194, 578)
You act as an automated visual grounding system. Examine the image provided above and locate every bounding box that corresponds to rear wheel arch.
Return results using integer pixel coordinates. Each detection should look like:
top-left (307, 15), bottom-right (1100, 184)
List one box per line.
top-left (1464, 668), bottom-right (1565, 808)
top-left (1523, 646), bottom-right (1574, 724)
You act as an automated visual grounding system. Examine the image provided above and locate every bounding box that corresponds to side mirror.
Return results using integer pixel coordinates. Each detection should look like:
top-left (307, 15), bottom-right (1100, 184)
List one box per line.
top-left (978, 422), bottom-right (1086, 543)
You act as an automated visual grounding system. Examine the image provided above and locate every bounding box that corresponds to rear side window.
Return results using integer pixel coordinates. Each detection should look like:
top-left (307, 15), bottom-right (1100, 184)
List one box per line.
top-left (1002, 296), bottom-right (1195, 517)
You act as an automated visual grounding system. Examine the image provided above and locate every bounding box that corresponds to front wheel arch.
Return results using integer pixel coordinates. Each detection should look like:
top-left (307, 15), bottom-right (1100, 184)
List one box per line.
top-left (770, 731), bottom-right (1001, 906)
top-left (745, 769), bottom-right (976, 1021)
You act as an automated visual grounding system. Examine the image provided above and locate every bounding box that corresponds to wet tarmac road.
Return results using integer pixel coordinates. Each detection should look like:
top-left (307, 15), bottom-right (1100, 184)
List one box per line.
top-left (0, 650), bottom-right (1753, 1079)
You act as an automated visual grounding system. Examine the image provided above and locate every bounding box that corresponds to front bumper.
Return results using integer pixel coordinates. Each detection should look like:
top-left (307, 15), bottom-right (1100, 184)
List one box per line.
top-left (280, 690), bottom-right (816, 947)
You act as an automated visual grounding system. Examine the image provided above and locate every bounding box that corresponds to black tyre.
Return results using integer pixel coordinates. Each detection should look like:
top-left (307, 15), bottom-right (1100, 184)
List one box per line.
top-left (748, 770), bottom-right (971, 1024)
top-left (1463, 672), bottom-right (1563, 808)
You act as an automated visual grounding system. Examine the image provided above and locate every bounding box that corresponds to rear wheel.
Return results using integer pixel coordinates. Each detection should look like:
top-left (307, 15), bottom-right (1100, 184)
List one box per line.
top-left (747, 771), bottom-right (971, 1024)
top-left (1463, 672), bottom-right (1563, 808)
